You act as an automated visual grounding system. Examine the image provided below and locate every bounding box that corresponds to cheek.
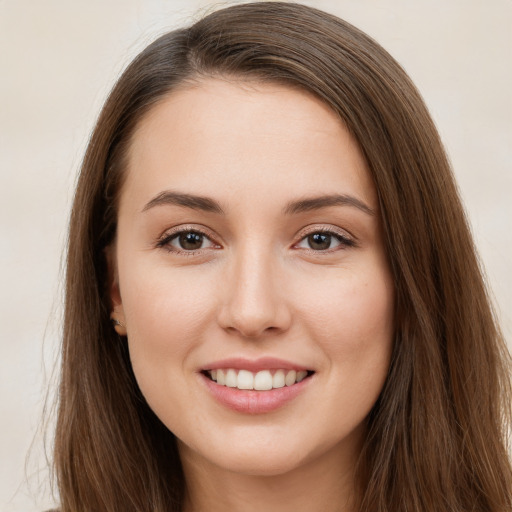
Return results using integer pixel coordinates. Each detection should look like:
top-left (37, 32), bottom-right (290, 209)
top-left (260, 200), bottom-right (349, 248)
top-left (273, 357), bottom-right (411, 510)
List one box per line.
top-left (303, 264), bottom-right (394, 425)
top-left (297, 264), bottom-right (394, 357)
top-left (120, 263), bottom-right (219, 370)
top-left (120, 267), bottom-right (221, 420)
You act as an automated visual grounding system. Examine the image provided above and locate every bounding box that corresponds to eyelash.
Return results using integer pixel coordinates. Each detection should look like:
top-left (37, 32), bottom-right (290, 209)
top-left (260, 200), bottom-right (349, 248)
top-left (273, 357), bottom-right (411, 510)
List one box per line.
top-left (295, 227), bottom-right (356, 253)
top-left (156, 226), bottom-right (356, 256)
top-left (156, 226), bottom-right (219, 256)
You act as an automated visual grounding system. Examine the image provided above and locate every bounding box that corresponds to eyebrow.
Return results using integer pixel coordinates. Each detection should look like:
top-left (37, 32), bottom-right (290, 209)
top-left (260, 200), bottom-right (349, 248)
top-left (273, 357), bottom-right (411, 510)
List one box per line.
top-left (142, 191), bottom-right (225, 214)
top-left (283, 194), bottom-right (375, 216)
top-left (142, 190), bottom-right (374, 216)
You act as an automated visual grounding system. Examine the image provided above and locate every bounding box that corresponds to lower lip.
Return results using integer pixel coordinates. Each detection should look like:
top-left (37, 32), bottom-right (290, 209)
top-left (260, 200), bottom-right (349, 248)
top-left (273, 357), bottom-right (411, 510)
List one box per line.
top-left (201, 373), bottom-right (312, 414)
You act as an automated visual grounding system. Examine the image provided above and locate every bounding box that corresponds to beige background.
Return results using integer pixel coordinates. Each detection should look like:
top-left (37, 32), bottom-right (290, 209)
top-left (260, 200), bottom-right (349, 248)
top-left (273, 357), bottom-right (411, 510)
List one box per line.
top-left (1, 1), bottom-right (510, 510)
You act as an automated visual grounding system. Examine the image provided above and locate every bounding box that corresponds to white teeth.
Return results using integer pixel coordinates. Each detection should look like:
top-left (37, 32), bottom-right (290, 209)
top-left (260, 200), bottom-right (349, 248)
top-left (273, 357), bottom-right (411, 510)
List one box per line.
top-left (254, 370), bottom-right (273, 390)
top-left (296, 370), bottom-right (308, 382)
top-left (225, 369), bottom-right (237, 387)
top-left (237, 369), bottom-right (254, 390)
top-left (272, 369), bottom-right (285, 388)
top-left (285, 370), bottom-right (297, 386)
top-left (207, 368), bottom-right (310, 390)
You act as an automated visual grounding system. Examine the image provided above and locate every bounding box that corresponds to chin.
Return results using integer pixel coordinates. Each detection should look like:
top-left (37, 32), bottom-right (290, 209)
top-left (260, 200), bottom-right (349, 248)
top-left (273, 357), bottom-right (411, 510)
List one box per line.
top-left (178, 433), bottom-right (312, 477)
top-left (215, 449), bottom-right (309, 477)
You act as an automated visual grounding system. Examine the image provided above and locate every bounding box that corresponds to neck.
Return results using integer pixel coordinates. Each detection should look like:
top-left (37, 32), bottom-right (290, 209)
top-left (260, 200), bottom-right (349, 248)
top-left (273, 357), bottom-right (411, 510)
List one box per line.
top-left (179, 438), bottom-right (361, 512)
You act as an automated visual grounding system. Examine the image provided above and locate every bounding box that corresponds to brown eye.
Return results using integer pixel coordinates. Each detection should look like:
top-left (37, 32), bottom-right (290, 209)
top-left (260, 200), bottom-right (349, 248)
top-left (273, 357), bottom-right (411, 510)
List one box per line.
top-left (296, 230), bottom-right (355, 252)
top-left (307, 233), bottom-right (332, 250)
top-left (158, 230), bottom-right (217, 253)
top-left (176, 231), bottom-right (205, 250)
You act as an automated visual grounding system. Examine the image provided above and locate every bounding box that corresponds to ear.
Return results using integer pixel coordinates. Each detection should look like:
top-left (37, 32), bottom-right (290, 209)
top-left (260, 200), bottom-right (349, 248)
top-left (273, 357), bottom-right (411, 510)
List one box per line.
top-left (105, 243), bottom-right (127, 336)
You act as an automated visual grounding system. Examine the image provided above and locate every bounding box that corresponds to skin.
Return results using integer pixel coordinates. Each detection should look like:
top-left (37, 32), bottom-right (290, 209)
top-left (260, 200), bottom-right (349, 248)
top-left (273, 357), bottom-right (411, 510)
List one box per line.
top-left (109, 78), bottom-right (395, 512)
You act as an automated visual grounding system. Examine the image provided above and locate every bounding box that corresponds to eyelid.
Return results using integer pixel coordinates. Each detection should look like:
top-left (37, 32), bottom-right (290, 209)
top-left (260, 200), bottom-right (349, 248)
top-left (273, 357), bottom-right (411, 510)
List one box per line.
top-left (155, 223), bottom-right (356, 256)
top-left (293, 225), bottom-right (357, 251)
top-left (156, 224), bottom-right (222, 254)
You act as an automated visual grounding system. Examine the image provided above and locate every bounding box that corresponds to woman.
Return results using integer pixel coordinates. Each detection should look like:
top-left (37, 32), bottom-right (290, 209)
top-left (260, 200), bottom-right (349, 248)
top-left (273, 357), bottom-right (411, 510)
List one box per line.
top-left (53, 2), bottom-right (512, 511)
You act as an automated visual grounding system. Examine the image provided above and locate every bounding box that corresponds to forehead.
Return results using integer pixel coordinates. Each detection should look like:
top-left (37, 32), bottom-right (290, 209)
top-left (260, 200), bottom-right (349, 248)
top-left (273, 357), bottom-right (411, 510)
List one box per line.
top-left (121, 78), bottom-right (376, 213)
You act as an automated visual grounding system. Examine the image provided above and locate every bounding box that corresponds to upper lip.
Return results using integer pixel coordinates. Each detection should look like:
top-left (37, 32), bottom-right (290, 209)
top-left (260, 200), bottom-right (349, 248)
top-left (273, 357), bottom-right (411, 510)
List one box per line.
top-left (201, 357), bottom-right (312, 373)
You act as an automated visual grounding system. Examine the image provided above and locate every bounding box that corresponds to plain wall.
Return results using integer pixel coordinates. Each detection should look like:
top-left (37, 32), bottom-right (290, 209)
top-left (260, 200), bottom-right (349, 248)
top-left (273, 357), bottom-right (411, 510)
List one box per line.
top-left (1, 1), bottom-right (510, 510)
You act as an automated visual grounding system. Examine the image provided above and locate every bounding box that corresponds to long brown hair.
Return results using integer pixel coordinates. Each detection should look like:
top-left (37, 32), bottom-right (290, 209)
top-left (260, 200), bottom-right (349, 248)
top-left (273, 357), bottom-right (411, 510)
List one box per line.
top-left (54, 2), bottom-right (512, 510)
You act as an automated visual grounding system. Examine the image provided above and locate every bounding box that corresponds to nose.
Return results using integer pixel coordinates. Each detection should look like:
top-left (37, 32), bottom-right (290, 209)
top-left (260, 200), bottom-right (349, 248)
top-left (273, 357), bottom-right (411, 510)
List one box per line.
top-left (217, 247), bottom-right (292, 339)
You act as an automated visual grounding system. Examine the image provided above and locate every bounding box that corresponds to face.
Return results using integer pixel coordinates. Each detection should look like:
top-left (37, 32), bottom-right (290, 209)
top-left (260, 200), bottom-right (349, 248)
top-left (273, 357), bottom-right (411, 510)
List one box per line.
top-left (110, 79), bottom-right (394, 477)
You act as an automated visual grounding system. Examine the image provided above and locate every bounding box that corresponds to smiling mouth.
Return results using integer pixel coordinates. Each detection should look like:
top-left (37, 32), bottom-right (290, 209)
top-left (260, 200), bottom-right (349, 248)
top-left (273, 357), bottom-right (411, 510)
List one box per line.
top-left (202, 368), bottom-right (315, 391)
